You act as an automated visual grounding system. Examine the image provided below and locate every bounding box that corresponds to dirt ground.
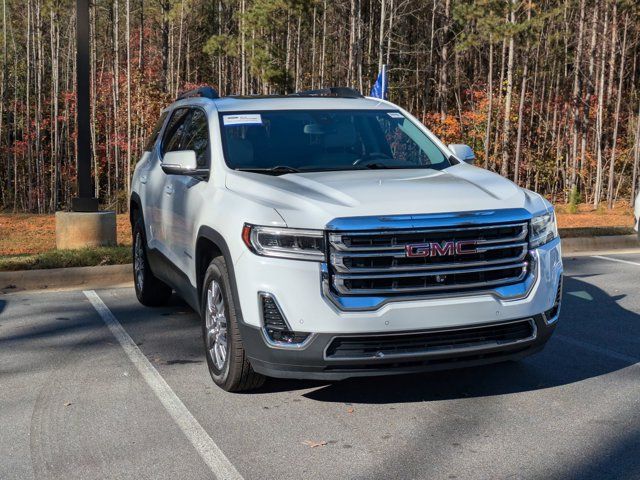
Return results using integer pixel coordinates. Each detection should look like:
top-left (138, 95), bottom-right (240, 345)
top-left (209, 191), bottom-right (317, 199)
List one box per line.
top-left (554, 203), bottom-right (635, 229)
top-left (0, 204), bottom-right (636, 256)
top-left (0, 213), bottom-right (131, 256)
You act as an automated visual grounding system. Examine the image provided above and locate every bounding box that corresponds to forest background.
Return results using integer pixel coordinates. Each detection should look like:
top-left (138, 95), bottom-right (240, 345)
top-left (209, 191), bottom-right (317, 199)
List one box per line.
top-left (0, 0), bottom-right (639, 214)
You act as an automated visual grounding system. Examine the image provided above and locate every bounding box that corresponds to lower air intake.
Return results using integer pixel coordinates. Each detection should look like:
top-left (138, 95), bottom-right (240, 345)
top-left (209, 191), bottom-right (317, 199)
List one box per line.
top-left (260, 293), bottom-right (310, 344)
top-left (325, 319), bottom-right (536, 360)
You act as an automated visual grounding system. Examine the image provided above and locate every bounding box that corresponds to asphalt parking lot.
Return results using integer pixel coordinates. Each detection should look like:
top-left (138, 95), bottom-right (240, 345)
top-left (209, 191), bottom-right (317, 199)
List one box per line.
top-left (1, 252), bottom-right (640, 480)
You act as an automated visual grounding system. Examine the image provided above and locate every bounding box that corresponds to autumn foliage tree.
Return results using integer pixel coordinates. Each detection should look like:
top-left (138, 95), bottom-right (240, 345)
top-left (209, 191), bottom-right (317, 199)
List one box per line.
top-left (0, 0), bottom-right (639, 213)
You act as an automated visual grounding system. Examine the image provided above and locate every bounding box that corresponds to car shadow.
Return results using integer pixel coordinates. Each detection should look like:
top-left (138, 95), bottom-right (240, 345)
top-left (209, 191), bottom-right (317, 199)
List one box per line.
top-left (256, 275), bottom-right (640, 402)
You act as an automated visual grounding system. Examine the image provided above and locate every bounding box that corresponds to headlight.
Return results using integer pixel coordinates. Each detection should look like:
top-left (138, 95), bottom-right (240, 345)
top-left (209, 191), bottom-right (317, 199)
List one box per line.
top-left (242, 224), bottom-right (325, 261)
top-left (529, 212), bottom-right (558, 248)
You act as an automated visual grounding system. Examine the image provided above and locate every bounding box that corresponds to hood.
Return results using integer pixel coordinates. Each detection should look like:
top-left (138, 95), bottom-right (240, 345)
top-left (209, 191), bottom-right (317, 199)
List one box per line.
top-left (225, 163), bottom-right (547, 229)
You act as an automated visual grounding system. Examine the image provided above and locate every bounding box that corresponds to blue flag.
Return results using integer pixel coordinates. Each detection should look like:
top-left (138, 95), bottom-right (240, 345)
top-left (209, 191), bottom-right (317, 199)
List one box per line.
top-left (370, 64), bottom-right (388, 99)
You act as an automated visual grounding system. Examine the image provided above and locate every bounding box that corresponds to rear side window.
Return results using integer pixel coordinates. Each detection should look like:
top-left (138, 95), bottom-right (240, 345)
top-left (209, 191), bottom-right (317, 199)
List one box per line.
top-left (182, 109), bottom-right (210, 167)
top-left (144, 112), bottom-right (168, 152)
top-left (161, 108), bottom-right (191, 155)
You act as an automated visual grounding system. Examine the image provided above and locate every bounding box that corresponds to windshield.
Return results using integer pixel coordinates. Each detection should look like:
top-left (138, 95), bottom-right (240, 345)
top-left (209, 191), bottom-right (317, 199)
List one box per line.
top-left (219, 110), bottom-right (451, 174)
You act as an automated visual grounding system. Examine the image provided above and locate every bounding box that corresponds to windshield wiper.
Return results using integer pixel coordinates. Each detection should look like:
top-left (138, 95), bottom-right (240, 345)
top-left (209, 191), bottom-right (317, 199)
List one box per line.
top-left (361, 162), bottom-right (393, 169)
top-left (236, 166), bottom-right (301, 175)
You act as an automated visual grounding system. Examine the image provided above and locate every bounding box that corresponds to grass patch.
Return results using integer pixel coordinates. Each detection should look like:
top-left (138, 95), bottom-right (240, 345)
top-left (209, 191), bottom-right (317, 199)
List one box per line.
top-left (0, 245), bottom-right (131, 271)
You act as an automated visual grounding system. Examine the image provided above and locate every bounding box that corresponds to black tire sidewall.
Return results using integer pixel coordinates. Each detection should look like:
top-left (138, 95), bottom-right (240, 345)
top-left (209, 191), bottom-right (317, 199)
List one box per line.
top-left (132, 215), bottom-right (171, 306)
top-left (201, 259), bottom-right (233, 384)
top-left (132, 219), bottom-right (148, 302)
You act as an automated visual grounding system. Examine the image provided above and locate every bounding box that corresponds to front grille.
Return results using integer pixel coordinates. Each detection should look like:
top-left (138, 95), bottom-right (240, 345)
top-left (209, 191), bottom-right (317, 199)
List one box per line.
top-left (328, 222), bottom-right (530, 296)
top-left (325, 319), bottom-right (536, 360)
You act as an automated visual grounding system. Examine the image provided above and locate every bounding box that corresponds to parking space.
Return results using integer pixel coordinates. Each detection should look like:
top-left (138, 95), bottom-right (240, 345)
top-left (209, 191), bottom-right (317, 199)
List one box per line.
top-left (1, 253), bottom-right (639, 479)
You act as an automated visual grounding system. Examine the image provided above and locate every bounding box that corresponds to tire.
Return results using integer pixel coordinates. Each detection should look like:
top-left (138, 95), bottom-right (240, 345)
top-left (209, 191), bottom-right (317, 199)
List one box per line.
top-left (132, 215), bottom-right (172, 306)
top-left (201, 256), bottom-right (265, 392)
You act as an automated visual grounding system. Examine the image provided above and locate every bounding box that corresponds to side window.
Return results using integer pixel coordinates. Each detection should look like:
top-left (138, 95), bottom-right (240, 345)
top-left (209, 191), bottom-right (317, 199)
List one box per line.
top-left (144, 112), bottom-right (168, 152)
top-left (161, 108), bottom-right (191, 155)
top-left (182, 109), bottom-right (210, 167)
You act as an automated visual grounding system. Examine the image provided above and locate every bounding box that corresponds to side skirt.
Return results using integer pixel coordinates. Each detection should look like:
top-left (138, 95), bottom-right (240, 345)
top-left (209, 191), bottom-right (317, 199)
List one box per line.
top-left (146, 247), bottom-right (200, 312)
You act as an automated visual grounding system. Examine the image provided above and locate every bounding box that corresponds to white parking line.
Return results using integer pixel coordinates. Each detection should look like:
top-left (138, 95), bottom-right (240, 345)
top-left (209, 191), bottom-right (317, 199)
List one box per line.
top-left (591, 255), bottom-right (640, 267)
top-left (83, 290), bottom-right (243, 480)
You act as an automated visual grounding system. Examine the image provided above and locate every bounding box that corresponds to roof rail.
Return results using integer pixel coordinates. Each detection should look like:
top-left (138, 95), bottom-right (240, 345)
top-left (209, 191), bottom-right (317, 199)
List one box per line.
top-left (291, 87), bottom-right (363, 98)
top-left (176, 86), bottom-right (220, 101)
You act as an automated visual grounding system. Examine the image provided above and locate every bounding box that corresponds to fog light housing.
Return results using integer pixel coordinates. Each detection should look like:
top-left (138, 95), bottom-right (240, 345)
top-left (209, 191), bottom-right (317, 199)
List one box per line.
top-left (543, 277), bottom-right (563, 324)
top-left (259, 293), bottom-right (313, 347)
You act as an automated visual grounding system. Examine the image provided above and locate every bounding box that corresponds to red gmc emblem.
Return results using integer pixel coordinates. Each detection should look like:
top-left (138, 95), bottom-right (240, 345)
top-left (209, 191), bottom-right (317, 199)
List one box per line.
top-left (405, 240), bottom-right (478, 258)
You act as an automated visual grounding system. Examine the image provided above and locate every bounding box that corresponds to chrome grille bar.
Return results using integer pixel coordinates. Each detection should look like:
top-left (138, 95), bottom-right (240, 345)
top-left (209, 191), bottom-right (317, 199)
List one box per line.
top-left (331, 242), bottom-right (528, 273)
top-left (329, 223), bottom-right (528, 252)
top-left (328, 221), bottom-right (530, 296)
top-left (333, 262), bottom-right (528, 295)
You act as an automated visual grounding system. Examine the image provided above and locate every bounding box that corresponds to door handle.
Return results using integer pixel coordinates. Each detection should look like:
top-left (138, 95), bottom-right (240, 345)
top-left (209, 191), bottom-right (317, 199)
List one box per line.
top-left (164, 184), bottom-right (174, 195)
top-left (140, 174), bottom-right (148, 184)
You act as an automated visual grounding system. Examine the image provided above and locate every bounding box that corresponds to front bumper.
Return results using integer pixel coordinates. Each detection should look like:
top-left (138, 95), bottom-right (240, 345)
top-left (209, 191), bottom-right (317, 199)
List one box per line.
top-left (239, 314), bottom-right (556, 380)
top-left (234, 237), bottom-right (562, 334)
top-left (232, 238), bottom-right (562, 380)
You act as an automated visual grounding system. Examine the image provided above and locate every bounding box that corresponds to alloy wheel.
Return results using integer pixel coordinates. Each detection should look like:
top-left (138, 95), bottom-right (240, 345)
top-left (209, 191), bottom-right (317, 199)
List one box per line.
top-left (205, 280), bottom-right (228, 370)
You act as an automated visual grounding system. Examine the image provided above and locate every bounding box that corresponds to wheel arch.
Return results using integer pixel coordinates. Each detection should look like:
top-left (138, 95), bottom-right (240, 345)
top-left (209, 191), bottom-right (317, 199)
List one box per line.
top-left (130, 192), bottom-right (143, 225)
top-left (195, 226), bottom-right (245, 323)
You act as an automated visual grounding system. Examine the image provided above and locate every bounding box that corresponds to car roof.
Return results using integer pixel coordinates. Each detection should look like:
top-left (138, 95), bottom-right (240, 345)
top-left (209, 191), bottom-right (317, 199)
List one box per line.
top-left (167, 95), bottom-right (396, 113)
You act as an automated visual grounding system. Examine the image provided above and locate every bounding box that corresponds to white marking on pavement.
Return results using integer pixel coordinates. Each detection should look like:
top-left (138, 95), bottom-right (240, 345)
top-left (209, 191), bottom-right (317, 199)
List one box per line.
top-left (591, 255), bottom-right (640, 267)
top-left (83, 290), bottom-right (243, 480)
top-left (555, 334), bottom-right (640, 365)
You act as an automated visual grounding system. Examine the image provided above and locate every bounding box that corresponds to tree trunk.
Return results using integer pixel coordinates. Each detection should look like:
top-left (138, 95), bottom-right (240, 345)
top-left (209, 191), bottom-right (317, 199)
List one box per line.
top-left (348, 0), bottom-right (356, 86)
top-left (593, 5), bottom-right (609, 208)
top-left (91, 0), bottom-right (98, 198)
top-left (126, 0), bottom-right (132, 205)
top-left (439, 0), bottom-right (450, 122)
top-left (500, 0), bottom-right (515, 178)
top-left (483, 37), bottom-right (493, 169)
top-left (570, 0), bottom-right (585, 190)
top-left (112, 0), bottom-right (120, 207)
top-left (377, 0), bottom-right (386, 74)
top-left (631, 102), bottom-right (640, 204)
top-left (161, 0), bottom-right (169, 93)
top-left (606, 14), bottom-right (628, 209)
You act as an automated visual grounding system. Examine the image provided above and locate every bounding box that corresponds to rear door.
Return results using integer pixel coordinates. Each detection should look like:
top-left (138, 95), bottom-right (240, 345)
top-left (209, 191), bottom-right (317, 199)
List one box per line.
top-left (151, 107), bottom-right (190, 261)
top-left (136, 111), bottom-right (167, 248)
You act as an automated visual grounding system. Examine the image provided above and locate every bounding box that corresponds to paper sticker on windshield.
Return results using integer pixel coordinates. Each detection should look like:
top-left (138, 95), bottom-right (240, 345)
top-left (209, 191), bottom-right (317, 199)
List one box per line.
top-left (223, 114), bottom-right (263, 126)
top-left (387, 112), bottom-right (404, 119)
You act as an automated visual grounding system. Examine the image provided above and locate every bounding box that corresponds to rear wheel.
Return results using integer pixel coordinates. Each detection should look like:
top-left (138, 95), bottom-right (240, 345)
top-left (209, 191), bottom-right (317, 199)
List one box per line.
top-left (202, 256), bottom-right (265, 392)
top-left (132, 216), bottom-right (172, 306)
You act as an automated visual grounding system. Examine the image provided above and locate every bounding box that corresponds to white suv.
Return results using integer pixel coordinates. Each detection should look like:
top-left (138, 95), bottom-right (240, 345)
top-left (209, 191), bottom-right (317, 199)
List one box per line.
top-left (130, 86), bottom-right (563, 392)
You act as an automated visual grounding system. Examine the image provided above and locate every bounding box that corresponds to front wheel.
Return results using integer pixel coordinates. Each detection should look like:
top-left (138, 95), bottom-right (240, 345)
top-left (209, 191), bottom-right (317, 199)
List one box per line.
top-left (202, 256), bottom-right (265, 392)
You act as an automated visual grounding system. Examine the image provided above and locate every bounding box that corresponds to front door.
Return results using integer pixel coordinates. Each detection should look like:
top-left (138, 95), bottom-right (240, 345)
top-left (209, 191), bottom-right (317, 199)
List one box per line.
top-left (167, 107), bottom-right (211, 276)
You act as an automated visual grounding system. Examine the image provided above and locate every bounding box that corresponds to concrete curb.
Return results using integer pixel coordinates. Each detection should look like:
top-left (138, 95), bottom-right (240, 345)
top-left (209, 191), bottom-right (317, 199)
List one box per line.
top-left (561, 234), bottom-right (639, 253)
top-left (0, 263), bottom-right (133, 294)
top-left (0, 233), bottom-right (638, 293)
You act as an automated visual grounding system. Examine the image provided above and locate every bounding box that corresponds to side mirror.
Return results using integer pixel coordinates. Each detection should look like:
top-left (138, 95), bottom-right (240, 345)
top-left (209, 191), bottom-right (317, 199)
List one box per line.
top-left (448, 144), bottom-right (476, 165)
top-left (161, 150), bottom-right (208, 176)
